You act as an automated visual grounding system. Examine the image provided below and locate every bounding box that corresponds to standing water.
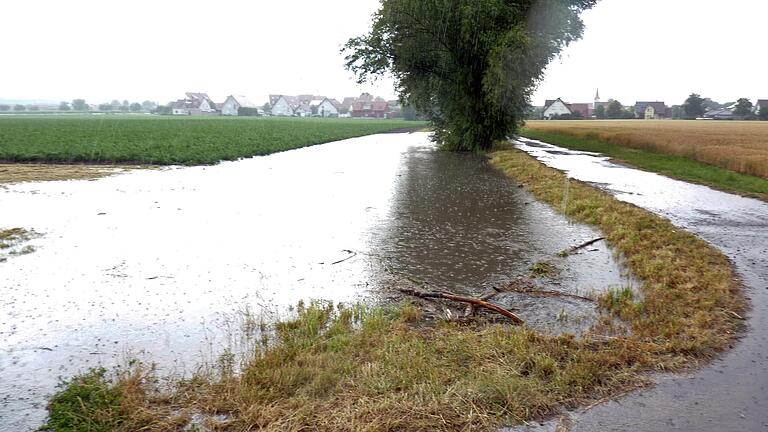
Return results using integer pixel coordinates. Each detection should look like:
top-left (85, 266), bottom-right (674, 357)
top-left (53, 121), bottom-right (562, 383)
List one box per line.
top-left (0, 133), bottom-right (631, 430)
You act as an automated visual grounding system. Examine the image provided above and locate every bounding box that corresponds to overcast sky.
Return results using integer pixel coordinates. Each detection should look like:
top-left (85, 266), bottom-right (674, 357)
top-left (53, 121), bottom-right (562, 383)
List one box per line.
top-left (1, 0), bottom-right (765, 106)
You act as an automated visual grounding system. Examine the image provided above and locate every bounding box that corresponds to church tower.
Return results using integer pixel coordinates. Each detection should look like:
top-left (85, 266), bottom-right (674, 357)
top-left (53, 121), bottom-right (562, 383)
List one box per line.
top-left (594, 88), bottom-right (600, 108)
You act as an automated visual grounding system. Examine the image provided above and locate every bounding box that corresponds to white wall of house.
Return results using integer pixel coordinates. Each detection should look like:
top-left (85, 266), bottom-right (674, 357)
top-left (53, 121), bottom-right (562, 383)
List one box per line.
top-left (316, 99), bottom-right (339, 117)
top-left (271, 97), bottom-right (294, 116)
top-left (222, 96), bottom-right (240, 116)
top-left (644, 105), bottom-right (656, 119)
top-left (172, 108), bottom-right (189, 115)
top-left (543, 100), bottom-right (571, 119)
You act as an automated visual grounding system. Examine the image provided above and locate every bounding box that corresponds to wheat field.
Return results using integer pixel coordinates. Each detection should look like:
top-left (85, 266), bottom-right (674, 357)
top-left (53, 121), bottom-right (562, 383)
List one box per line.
top-left (524, 120), bottom-right (768, 179)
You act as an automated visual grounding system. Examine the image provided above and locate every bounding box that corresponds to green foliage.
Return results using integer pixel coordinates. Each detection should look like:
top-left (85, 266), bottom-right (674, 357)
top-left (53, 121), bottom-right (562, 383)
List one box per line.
top-left (606, 100), bottom-right (624, 119)
top-left (141, 100), bottom-right (156, 112)
top-left (72, 99), bottom-right (88, 111)
top-left (0, 116), bottom-right (423, 165)
top-left (344, 0), bottom-right (596, 151)
top-left (733, 98), bottom-right (753, 117)
top-left (42, 368), bottom-right (123, 431)
top-left (129, 102), bottom-right (142, 112)
top-left (13, 104), bottom-right (25, 111)
top-left (98, 103), bottom-right (112, 111)
top-left (59, 102), bottom-right (71, 111)
top-left (595, 104), bottom-right (606, 119)
top-left (672, 105), bottom-right (683, 119)
top-left (0, 104), bottom-right (10, 111)
top-left (683, 93), bottom-right (706, 119)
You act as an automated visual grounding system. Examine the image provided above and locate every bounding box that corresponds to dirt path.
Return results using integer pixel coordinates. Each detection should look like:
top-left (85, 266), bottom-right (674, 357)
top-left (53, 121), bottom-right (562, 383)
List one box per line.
top-left (515, 138), bottom-right (768, 431)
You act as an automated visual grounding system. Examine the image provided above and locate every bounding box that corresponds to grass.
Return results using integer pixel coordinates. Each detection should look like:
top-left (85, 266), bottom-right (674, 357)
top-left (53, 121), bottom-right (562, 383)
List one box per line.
top-left (0, 227), bottom-right (30, 249)
top-left (0, 116), bottom-right (424, 165)
top-left (522, 120), bottom-right (768, 198)
top-left (45, 150), bottom-right (745, 431)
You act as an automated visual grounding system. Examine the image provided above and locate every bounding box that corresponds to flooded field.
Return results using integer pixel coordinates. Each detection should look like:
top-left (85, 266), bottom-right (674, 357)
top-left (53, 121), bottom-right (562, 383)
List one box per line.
top-left (514, 137), bottom-right (768, 431)
top-left (0, 133), bottom-right (632, 430)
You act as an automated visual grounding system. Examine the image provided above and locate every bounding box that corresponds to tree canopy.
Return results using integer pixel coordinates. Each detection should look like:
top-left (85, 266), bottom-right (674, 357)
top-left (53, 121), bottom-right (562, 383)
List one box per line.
top-left (683, 93), bottom-right (706, 119)
top-left (344, 0), bottom-right (597, 151)
top-left (733, 98), bottom-right (753, 117)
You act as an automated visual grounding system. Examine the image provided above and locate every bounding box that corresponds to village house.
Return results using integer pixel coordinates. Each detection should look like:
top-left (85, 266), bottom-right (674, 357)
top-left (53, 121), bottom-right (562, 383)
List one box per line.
top-left (171, 92), bottom-right (216, 116)
top-left (221, 95), bottom-right (258, 116)
top-left (542, 98), bottom-right (573, 119)
top-left (309, 98), bottom-right (340, 117)
top-left (634, 101), bottom-right (671, 119)
top-left (269, 95), bottom-right (297, 116)
top-left (352, 99), bottom-right (390, 118)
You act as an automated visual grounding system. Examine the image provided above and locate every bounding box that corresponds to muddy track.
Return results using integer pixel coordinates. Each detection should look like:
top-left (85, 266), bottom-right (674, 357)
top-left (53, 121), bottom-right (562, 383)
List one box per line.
top-left (515, 137), bottom-right (768, 431)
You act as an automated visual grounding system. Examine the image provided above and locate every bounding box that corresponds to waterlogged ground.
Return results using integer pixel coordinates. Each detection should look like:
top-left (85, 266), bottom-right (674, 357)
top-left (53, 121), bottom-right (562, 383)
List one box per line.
top-left (514, 137), bottom-right (768, 431)
top-left (0, 132), bottom-right (633, 430)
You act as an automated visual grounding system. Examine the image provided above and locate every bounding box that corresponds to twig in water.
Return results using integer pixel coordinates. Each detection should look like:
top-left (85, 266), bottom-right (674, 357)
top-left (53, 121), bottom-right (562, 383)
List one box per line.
top-left (399, 288), bottom-right (524, 324)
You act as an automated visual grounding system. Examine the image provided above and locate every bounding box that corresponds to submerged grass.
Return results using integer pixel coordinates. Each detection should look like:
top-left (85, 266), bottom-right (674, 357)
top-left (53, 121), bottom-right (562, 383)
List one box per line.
top-left (521, 124), bottom-right (768, 199)
top-left (46, 150), bottom-right (745, 431)
top-left (0, 116), bottom-right (424, 165)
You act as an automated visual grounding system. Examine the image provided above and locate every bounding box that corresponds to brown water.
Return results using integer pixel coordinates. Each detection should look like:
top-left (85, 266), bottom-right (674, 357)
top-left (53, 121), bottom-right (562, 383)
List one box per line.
top-left (513, 137), bottom-right (768, 432)
top-left (0, 132), bottom-right (632, 430)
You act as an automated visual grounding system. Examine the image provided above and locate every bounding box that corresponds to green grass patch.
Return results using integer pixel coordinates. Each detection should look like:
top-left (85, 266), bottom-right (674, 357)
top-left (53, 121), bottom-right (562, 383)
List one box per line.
top-left (521, 128), bottom-right (768, 199)
top-left (0, 116), bottom-right (424, 165)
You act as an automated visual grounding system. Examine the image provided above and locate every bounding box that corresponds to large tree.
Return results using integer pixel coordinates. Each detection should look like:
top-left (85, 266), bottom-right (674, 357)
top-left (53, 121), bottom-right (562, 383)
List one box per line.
top-left (606, 100), bottom-right (623, 119)
top-left (733, 98), bottom-right (753, 117)
top-left (71, 99), bottom-right (88, 111)
top-left (344, 0), bottom-right (597, 151)
top-left (683, 93), bottom-right (706, 119)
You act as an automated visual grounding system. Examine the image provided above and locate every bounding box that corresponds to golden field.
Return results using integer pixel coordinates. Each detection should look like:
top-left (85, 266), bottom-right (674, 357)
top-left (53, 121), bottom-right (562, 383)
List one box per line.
top-left (524, 120), bottom-right (768, 179)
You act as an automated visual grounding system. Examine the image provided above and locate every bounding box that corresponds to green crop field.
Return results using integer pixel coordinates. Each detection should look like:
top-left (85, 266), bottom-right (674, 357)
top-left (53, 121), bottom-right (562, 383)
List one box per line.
top-left (0, 116), bottom-right (423, 165)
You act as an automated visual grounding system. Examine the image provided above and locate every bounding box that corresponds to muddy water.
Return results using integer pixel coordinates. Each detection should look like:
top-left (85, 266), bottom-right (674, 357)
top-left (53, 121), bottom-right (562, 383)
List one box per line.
top-left (514, 137), bottom-right (768, 431)
top-left (0, 133), bottom-right (631, 430)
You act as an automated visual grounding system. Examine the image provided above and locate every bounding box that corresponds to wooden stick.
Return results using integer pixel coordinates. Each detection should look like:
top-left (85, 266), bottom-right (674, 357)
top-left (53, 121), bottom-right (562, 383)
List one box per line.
top-left (399, 288), bottom-right (524, 324)
top-left (562, 237), bottom-right (605, 256)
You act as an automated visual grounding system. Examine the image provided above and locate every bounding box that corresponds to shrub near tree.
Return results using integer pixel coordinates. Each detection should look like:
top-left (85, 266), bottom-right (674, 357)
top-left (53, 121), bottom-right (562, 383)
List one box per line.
top-left (595, 104), bottom-right (606, 119)
top-left (344, 0), bottom-right (597, 151)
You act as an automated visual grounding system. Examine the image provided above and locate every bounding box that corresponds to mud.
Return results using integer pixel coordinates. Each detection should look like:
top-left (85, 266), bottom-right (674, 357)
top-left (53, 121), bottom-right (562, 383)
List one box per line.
top-left (513, 137), bottom-right (768, 431)
top-left (0, 133), bottom-right (631, 430)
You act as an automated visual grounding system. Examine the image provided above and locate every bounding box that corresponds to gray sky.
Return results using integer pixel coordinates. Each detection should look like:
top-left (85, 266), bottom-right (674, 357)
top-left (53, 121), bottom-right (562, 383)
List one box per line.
top-left (1, 0), bottom-right (766, 106)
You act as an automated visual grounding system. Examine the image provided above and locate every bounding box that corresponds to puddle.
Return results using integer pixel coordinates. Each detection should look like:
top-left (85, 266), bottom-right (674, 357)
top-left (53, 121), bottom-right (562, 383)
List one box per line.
top-left (514, 137), bottom-right (768, 431)
top-left (0, 133), bottom-right (632, 430)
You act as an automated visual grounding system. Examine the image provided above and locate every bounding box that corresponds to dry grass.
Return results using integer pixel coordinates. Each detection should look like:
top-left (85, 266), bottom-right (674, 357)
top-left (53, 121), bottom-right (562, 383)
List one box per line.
top-left (45, 150), bottom-right (745, 431)
top-left (0, 163), bottom-right (139, 185)
top-left (525, 120), bottom-right (768, 179)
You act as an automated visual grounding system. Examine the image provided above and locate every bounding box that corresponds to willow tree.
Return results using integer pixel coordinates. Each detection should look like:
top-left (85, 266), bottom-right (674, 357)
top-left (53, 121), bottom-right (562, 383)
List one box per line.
top-left (344, 0), bottom-right (597, 151)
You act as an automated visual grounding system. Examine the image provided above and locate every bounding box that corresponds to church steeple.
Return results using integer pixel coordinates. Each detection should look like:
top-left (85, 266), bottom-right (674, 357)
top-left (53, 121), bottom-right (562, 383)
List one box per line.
top-left (595, 88), bottom-right (600, 102)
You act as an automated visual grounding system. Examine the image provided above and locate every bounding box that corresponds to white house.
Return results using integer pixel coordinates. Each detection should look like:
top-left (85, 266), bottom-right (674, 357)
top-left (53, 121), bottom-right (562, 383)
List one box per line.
top-left (309, 98), bottom-right (339, 117)
top-left (171, 93), bottom-right (216, 116)
top-left (542, 98), bottom-right (572, 119)
top-left (222, 95), bottom-right (257, 116)
top-left (269, 95), bottom-right (295, 116)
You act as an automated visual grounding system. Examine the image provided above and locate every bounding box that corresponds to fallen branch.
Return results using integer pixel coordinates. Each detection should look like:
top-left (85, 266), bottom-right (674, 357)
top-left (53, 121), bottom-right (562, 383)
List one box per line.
top-left (560, 237), bottom-right (605, 256)
top-left (330, 250), bottom-right (357, 265)
top-left (399, 288), bottom-right (524, 324)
